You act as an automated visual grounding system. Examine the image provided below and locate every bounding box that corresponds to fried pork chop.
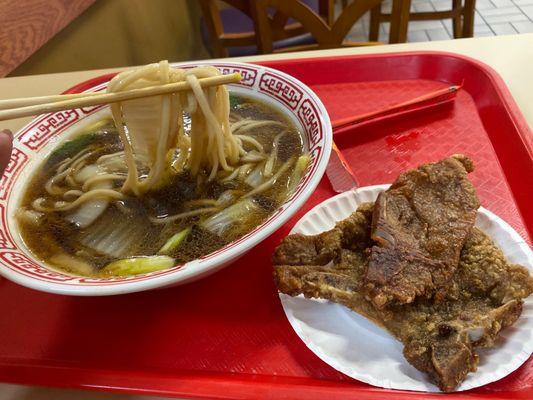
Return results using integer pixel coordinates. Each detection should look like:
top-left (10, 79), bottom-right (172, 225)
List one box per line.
top-left (366, 155), bottom-right (480, 309)
top-left (273, 203), bottom-right (533, 392)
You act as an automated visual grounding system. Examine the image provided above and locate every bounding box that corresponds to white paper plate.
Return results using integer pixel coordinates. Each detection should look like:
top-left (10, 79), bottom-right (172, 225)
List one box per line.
top-left (280, 184), bottom-right (533, 392)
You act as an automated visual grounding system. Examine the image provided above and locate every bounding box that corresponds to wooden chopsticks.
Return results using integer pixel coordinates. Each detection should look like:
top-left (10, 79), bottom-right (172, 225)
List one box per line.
top-left (332, 84), bottom-right (462, 131)
top-left (326, 83), bottom-right (463, 192)
top-left (0, 72), bottom-right (242, 121)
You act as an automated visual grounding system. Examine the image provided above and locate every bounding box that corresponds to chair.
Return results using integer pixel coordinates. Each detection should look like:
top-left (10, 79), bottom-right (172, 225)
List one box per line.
top-left (369, 0), bottom-right (477, 43)
top-left (200, 0), bottom-right (413, 56)
top-left (199, 0), bottom-right (334, 57)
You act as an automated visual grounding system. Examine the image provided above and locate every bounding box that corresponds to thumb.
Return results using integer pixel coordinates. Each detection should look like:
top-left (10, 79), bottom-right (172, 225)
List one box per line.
top-left (0, 130), bottom-right (13, 176)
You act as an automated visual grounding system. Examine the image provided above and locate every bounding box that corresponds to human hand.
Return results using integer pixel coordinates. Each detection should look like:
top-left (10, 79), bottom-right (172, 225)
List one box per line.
top-left (0, 130), bottom-right (13, 175)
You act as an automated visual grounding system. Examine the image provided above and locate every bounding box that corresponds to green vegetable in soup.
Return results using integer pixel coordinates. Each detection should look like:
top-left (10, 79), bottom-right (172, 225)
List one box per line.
top-left (102, 255), bottom-right (176, 276)
top-left (229, 93), bottom-right (241, 109)
top-left (46, 133), bottom-right (99, 168)
top-left (45, 119), bottom-right (115, 168)
top-left (158, 227), bottom-right (192, 255)
top-left (200, 198), bottom-right (261, 237)
top-left (287, 154), bottom-right (310, 195)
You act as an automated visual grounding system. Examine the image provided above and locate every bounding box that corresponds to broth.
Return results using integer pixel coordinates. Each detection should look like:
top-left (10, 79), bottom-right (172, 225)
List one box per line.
top-left (17, 95), bottom-right (307, 278)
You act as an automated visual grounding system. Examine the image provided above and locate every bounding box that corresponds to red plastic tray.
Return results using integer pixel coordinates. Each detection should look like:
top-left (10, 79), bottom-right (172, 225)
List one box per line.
top-left (0, 51), bottom-right (532, 399)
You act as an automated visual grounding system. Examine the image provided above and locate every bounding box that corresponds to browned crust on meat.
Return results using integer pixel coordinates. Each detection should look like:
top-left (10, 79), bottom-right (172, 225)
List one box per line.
top-left (365, 155), bottom-right (480, 309)
top-left (273, 196), bottom-right (533, 391)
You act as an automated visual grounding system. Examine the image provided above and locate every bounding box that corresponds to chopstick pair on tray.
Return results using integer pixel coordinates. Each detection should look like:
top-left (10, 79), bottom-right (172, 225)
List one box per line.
top-left (327, 84), bottom-right (462, 193)
top-left (0, 73), bottom-right (242, 121)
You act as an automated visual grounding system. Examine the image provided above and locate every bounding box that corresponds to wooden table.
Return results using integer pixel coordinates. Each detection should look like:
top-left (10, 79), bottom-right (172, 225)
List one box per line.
top-left (0, 33), bottom-right (531, 399)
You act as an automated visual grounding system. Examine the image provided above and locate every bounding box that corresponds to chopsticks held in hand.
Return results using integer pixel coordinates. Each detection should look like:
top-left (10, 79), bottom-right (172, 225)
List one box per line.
top-left (0, 73), bottom-right (242, 121)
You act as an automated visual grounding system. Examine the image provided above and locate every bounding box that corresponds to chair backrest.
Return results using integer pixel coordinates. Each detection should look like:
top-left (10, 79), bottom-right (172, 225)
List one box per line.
top-left (199, 0), bottom-right (334, 57)
top-left (250, 0), bottom-right (384, 53)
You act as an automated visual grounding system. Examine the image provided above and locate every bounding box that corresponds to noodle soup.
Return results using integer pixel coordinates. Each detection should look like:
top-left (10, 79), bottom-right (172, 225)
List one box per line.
top-left (16, 94), bottom-right (308, 278)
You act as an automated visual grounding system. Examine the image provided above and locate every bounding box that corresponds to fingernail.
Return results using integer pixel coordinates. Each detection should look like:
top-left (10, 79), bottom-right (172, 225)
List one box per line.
top-left (1, 129), bottom-right (13, 140)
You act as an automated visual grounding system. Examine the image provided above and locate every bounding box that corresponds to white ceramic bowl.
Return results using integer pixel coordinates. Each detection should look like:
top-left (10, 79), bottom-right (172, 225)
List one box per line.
top-left (0, 61), bottom-right (332, 296)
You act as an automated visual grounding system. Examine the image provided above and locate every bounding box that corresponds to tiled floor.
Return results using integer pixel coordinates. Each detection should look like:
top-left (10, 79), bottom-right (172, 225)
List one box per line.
top-left (345, 0), bottom-right (533, 42)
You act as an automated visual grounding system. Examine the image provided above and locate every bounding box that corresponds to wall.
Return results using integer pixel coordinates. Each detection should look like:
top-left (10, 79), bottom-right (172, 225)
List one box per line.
top-left (10, 0), bottom-right (210, 76)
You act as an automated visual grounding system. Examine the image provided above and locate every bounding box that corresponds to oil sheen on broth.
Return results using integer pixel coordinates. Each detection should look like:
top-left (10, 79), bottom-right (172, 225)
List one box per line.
top-left (16, 95), bottom-right (307, 278)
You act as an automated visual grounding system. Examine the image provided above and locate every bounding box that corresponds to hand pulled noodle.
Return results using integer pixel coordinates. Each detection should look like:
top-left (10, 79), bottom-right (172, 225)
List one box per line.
top-left (107, 60), bottom-right (243, 195)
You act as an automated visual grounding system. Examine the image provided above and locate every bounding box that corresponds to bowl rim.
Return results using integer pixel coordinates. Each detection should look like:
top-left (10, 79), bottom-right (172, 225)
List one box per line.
top-left (0, 61), bottom-right (332, 296)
